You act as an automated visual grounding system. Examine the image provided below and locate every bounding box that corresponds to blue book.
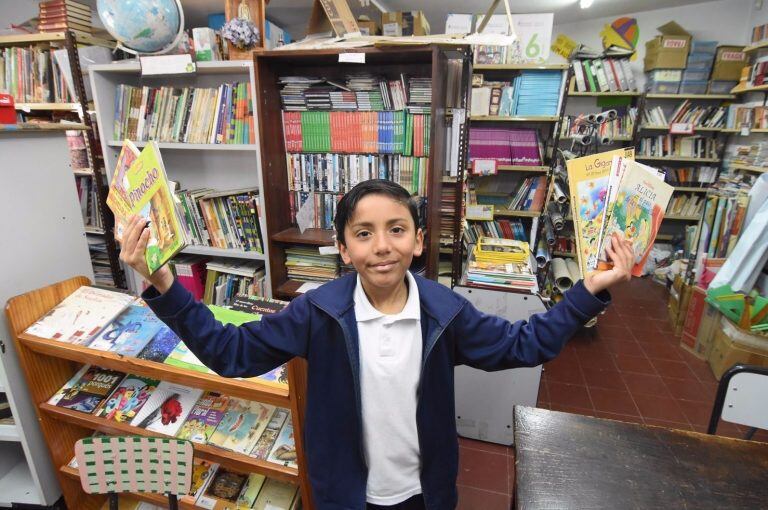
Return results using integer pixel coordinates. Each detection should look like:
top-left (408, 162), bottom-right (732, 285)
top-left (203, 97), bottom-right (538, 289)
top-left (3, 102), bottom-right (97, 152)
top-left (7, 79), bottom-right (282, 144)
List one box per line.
top-left (88, 304), bottom-right (164, 357)
top-left (137, 326), bottom-right (181, 363)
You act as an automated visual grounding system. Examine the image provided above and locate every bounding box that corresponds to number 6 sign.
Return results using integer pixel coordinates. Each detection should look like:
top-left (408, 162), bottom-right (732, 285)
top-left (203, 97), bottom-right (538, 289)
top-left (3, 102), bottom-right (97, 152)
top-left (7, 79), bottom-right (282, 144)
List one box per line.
top-left (512, 13), bottom-right (554, 62)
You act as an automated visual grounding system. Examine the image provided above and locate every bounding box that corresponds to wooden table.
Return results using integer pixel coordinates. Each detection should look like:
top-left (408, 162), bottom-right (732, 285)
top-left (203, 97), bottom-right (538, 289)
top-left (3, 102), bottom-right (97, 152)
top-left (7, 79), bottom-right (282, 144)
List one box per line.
top-left (513, 406), bottom-right (768, 509)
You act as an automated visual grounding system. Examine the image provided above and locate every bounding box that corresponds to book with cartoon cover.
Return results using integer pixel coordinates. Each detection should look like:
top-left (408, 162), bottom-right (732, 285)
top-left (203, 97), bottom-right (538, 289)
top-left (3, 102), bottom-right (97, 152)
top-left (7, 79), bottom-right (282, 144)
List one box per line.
top-left (94, 374), bottom-right (159, 423)
top-left (87, 304), bottom-right (164, 356)
top-left (164, 341), bottom-right (212, 373)
top-left (129, 381), bottom-right (202, 436)
top-left (137, 325), bottom-right (181, 363)
top-left (252, 478), bottom-right (299, 509)
top-left (208, 398), bottom-right (275, 454)
top-left (249, 407), bottom-right (289, 460)
top-left (196, 467), bottom-right (249, 510)
top-left (266, 419), bottom-right (297, 469)
top-left (54, 367), bottom-right (125, 414)
top-left (176, 391), bottom-right (231, 444)
top-left (106, 139), bottom-right (140, 242)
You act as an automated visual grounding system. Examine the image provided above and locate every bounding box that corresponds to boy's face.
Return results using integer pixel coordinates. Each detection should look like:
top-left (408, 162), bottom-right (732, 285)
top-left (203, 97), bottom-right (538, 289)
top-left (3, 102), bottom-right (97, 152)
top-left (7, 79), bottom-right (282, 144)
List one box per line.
top-left (339, 194), bottom-right (423, 291)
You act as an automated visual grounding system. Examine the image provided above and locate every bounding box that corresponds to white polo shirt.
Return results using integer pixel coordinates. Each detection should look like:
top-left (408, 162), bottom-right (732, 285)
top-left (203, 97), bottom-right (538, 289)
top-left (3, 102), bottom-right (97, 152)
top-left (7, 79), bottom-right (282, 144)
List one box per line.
top-left (354, 271), bottom-right (423, 505)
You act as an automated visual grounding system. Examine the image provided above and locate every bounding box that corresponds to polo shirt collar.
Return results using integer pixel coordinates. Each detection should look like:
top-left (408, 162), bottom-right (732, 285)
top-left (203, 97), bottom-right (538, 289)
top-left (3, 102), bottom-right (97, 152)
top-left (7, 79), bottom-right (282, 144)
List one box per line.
top-left (354, 270), bottom-right (421, 322)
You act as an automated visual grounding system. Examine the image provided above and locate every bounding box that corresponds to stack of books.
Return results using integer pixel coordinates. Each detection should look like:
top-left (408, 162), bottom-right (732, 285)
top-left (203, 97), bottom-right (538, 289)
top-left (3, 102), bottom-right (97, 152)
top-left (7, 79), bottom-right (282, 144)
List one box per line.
top-left (664, 166), bottom-right (718, 186)
top-left (38, 0), bottom-right (92, 37)
top-left (0, 46), bottom-right (73, 103)
top-left (468, 127), bottom-right (542, 166)
top-left (726, 102), bottom-right (768, 130)
top-left (278, 76), bottom-right (324, 111)
top-left (466, 237), bottom-right (538, 292)
top-left (513, 71), bottom-right (563, 116)
top-left (285, 246), bottom-right (339, 283)
top-left (638, 135), bottom-right (719, 159)
top-left (724, 140), bottom-right (768, 170)
top-left (572, 58), bottom-right (637, 92)
top-left (667, 193), bottom-right (706, 217)
top-left (408, 77), bottom-right (432, 113)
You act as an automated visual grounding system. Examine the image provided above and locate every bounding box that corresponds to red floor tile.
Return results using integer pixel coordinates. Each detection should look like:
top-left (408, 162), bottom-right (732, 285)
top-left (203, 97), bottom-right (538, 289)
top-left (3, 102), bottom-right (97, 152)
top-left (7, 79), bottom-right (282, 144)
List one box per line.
top-left (543, 361), bottom-right (584, 385)
top-left (663, 377), bottom-right (710, 403)
top-left (456, 486), bottom-right (511, 510)
top-left (651, 359), bottom-right (698, 380)
top-left (582, 367), bottom-right (627, 391)
top-left (613, 354), bottom-right (657, 375)
top-left (457, 446), bottom-right (508, 493)
top-left (632, 393), bottom-right (688, 423)
top-left (458, 437), bottom-right (511, 456)
top-left (686, 360), bottom-right (717, 383)
top-left (576, 349), bottom-right (617, 370)
top-left (604, 338), bottom-right (646, 357)
top-left (676, 399), bottom-right (714, 429)
top-left (508, 453), bottom-right (515, 493)
top-left (547, 382), bottom-right (593, 410)
top-left (622, 373), bottom-right (672, 398)
top-left (595, 324), bottom-right (634, 340)
top-left (588, 387), bottom-right (640, 416)
top-left (640, 342), bottom-right (685, 361)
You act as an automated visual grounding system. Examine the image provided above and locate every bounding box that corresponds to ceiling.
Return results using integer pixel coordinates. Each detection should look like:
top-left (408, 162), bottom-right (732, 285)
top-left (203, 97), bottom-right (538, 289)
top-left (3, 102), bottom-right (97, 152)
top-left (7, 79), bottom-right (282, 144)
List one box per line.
top-left (180, 0), bottom-right (710, 40)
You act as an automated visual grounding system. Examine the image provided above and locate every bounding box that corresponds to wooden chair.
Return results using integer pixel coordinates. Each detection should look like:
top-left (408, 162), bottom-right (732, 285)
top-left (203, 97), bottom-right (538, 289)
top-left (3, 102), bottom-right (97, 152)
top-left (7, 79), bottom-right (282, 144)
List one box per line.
top-left (707, 364), bottom-right (768, 440)
top-left (74, 435), bottom-right (194, 509)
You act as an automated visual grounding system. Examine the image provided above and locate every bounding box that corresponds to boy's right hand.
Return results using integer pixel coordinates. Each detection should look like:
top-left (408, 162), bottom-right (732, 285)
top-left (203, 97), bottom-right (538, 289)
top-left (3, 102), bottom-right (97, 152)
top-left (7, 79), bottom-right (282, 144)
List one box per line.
top-left (118, 215), bottom-right (175, 294)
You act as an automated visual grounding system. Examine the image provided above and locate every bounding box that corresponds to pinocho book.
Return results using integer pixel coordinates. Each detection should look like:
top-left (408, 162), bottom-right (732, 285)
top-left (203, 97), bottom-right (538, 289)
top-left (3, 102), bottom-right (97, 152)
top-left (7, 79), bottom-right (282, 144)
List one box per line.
top-left (565, 147), bottom-right (635, 277)
top-left (107, 141), bottom-right (188, 274)
top-left (597, 159), bottom-right (673, 276)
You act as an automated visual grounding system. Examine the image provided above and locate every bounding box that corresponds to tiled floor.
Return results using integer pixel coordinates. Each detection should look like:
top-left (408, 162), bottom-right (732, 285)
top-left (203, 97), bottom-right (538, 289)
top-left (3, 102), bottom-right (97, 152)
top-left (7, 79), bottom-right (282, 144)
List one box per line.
top-left (455, 277), bottom-right (767, 508)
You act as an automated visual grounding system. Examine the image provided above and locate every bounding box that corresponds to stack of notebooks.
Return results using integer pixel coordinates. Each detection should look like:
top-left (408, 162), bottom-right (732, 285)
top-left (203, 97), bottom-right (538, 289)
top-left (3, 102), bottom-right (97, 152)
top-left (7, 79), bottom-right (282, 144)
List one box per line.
top-left (637, 135), bottom-right (718, 159)
top-left (512, 71), bottom-right (563, 117)
top-left (468, 127), bottom-right (542, 167)
top-left (572, 58), bottom-right (637, 92)
top-left (725, 140), bottom-right (768, 171)
top-left (38, 0), bottom-right (92, 37)
top-left (408, 77), bottom-right (432, 114)
top-left (86, 236), bottom-right (115, 288)
top-left (278, 76), bottom-right (324, 111)
top-left (466, 238), bottom-right (538, 292)
top-left (565, 148), bottom-right (674, 277)
top-left (285, 246), bottom-right (339, 283)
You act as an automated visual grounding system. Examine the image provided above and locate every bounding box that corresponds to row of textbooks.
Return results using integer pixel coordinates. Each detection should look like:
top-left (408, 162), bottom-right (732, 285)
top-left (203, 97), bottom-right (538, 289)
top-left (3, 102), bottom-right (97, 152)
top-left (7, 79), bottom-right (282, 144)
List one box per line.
top-left (50, 366), bottom-right (296, 467)
top-left (664, 165), bottom-right (719, 186)
top-left (642, 102), bottom-right (727, 128)
top-left (667, 193), bottom-right (706, 217)
top-left (725, 102), bottom-right (768, 130)
top-left (465, 238), bottom-right (537, 292)
top-left (470, 70), bottom-right (564, 117)
top-left (286, 246), bottom-right (339, 283)
top-left (572, 58), bottom-right (637, 93)
top-left (113, 83), bottom-right (255, 144)
top-left (560, 111), bottom-right (636, 140)
top-left (169, 256), bottom-right (268, 306)
top-left (637, 135), bottom-right (719, 159)
top-left (24, 285), bottom-right (288, 386)
top-left (462, 218), bottom-right (528, 245)
top-left (565, 148), bottom-right (674, 277)
top-left (696, 188), bottom-right (751, 260)
top-left (281, 111), bottom-right (431, 157)
top-left (468, 127), bottom-right (543, 167)
top-left (0, 46), bottom-right (72, 103)
top-left (286, 153), bottom-right (430, 197)
top-left (278, 74), bottom-right (430, 113)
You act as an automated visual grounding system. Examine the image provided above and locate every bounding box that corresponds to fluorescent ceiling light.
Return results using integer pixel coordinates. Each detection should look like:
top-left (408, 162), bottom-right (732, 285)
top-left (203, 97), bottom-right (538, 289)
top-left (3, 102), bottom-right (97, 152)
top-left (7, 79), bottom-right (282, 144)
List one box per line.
top-left (580, 0), bottom-right (594, 8)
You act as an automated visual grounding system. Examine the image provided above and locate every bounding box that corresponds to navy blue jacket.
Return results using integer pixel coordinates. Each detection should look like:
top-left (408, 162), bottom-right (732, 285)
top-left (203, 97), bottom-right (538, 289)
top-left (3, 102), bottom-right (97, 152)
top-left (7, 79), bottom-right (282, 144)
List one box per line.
top-left (142, 273), bottom-right (609, 510)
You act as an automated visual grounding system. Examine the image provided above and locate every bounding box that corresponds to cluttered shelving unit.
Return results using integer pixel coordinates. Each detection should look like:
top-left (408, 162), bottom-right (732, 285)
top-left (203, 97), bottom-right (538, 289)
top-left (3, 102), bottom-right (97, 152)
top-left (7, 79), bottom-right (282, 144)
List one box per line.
top-left (0, 31), bottom-right (124, 289)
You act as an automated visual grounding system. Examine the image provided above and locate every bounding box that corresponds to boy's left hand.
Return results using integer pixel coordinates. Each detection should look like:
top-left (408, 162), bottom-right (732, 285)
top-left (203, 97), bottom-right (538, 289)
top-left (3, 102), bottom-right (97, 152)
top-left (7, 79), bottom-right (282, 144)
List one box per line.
top-left (583, 233), bottom-right (634, 295)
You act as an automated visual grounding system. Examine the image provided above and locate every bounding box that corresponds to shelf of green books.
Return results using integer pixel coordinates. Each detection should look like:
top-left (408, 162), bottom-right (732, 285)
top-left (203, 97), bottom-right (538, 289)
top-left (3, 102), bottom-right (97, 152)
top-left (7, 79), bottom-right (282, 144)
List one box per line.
top-left (17, 332), bottom-right (290, 408)
top-left (182, 245), bottom-right (266, 260)
top-left (493, 208), bottom-right (541, 218)
top-left (471, 115), bottom-right (561, 122)
top-left (645, 93), bottom-right (735, 100)
top-left (568, 91), bottom-right (641, 97)
top-left (497, 165), bottom-right (549, 173)
top-left (732, 164), bottom-right (768, 173)
top-left (41, 403), bottom-right (299, 484)
top-left (14, 102), bottom-right (80, 111)
top-left (105, 140), bottom-right (258, 151)
top-left (636, 156), bottom-right (721, 163)
top-left (474, 63), bottom-right (570, 70)
top-left (271, 227), bottom-right (335, 247)
top-left (0, 122), bottom-right (88, 132)
top-left (664, 214), bottom-right (701, 221)
top-left (673, 186), bottom-right (709, 192)
top-left (732, 83), bottom-right (768, 95)
top-left (639, 124), bottom-right (724, 132)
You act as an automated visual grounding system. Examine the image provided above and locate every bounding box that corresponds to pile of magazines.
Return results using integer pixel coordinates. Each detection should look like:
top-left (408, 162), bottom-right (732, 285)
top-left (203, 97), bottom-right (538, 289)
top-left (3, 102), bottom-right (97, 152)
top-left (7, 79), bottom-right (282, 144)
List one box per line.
top-left (466, 237), bottom-right (538, 293)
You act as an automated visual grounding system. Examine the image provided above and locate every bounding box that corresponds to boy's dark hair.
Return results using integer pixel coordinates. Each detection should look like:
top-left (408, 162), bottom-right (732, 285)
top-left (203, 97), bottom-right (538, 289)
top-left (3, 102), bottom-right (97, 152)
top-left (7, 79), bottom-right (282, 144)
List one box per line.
top-left (334, 179), bottom-right (419, 246)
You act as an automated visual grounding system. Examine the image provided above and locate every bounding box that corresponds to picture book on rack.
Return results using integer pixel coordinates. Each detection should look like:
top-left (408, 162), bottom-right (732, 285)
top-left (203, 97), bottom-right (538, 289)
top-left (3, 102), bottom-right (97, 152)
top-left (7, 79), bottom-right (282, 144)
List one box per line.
top-left (137, 325), bottom-right (181, 363)
top-left (208, 398), bottom-right (275, 454)
top-left (106, 141), bottom-right (188, 274)
top-left (93, 374), bottom-right (159, 423)
top-left (249, 408), bottom-right (289, 460)
top-left (87, 303), bottom-right (164, 356)
top-left (176, 391), bottom-right (231, 444)
top-left (267, 419), bottom-right (298, 469)
top-left (53, 366), bottom-right (125, 414)
top-left (130, 381), bottom-right (202, 436)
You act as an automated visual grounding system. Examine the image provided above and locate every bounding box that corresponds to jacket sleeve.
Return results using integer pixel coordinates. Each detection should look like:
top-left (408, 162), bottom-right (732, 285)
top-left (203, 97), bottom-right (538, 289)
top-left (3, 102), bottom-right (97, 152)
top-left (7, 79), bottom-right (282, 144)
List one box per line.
top-left (453, 281), bottom-right (609, 370)
top-left (141, 280), bottom-right (311, 378)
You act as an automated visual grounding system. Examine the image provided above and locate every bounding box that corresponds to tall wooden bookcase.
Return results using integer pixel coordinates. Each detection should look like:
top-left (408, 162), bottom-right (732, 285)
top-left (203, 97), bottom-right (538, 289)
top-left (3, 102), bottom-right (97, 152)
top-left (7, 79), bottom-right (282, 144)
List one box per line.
top-left (5, 277), bottom-right (314, 509)
top-left (252, 45), bottom-right (470, 298)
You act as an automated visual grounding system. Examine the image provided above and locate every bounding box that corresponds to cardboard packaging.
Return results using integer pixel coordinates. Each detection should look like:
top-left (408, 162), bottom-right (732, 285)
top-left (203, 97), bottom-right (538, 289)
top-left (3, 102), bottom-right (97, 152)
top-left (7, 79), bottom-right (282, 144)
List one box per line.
top-left (644, 21), bottom-right (692, 70)
top-left (0, 93), bottom-right (16, 124)
top-left (711, 45), bottom-right (748, 81)
top-left (381, 11), bottom-right (430, 37)
top-left (668, 274), bottom-right (693, 336)
top-left (707, 316), bottom-right (768, 380)
top-left (680, 286), bottom-right (718, 359)
top-left (357, 17), bottom-right (379, 36)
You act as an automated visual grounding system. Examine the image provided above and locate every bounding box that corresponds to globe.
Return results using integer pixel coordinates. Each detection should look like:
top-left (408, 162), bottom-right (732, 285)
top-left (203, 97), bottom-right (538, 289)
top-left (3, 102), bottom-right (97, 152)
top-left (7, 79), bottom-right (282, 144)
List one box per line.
top-left (97, 0), bottom-right (184, 54)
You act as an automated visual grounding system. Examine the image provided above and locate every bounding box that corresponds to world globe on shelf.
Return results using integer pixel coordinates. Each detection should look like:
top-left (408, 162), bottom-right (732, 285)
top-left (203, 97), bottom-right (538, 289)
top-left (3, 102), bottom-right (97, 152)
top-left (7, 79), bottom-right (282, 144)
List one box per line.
top-left (97, 0), bottom-right (184, 54)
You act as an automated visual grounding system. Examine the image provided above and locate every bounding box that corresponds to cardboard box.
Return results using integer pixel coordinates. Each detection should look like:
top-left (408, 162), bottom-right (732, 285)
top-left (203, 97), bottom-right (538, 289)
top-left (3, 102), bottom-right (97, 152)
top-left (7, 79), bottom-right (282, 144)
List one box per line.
top-left (707, 317), bottom-right (768, 380)
top-left (711, 45), bottom-right (748, 81)
top-left (644, 21), bottom-right (692, 70)
top-left (708, 80), bottom-right (738, 94)
top-left (381, 11), bottom-right (430, 36)
top-left (680, 286), bottom-right (711, 359)
top-left (668, 275), bottom-right (692, 336)
top-left (357, 18), bottom-right (379, 36)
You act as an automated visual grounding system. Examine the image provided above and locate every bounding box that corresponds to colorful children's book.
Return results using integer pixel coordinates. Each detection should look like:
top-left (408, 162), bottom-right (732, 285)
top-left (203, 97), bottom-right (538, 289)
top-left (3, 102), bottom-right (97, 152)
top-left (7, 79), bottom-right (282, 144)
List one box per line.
top-left (252, 478), bottom-right (299, 510)
top-left (129, 381), bottom-right (203, 436)
top-left (176, 391), bottom-right (231, 444)
top-left (54, 367), bottom-right (125, 413)
top-left (196, 467), bottom-right (249, 510)
top-left (597, 159), bottom-right (674, 276)
top-left (48, 364), bottom-right (91, 405)
top-left (137, 325), bottom-right (181, 363)
top-left (267, 419), bottom-right (297, 469)
top-left (93, 374), bottom-right (159, 423)
top-left (249, 408), bottom-right (289, 460)
top-left (565, 147), bottom-right (635, 276)
top-left (164, 342), bottom-right (212, 373)
top-left (87, 304), bottom-right (164, 356)
top-left (236, 473), bottom-right (267, 508)
top-left (106, 141), bottom-right (188, 274)
top-left (107, 139), bottom-right (140, 242)
top-left (208, 398), bottom-right (276, 454)
top-left (25, 287), bottom-right (134, 345)
top-left (182, 460), bottom-right (219, 507)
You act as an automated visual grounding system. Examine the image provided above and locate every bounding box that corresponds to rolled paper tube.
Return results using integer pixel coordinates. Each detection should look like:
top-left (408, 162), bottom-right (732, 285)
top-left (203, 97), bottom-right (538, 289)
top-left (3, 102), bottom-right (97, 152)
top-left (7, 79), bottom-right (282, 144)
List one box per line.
top-left (565, 258), bottom-right (582, 283)
top-left (553, 181), bottom-right (568, 204)
top-left (576, 134), bottom-right (593, 146)
top-left (605, 109), bottom-right (618, 121)
top-left (595, 113), bottom-right (606, 124)
top-left (536, 238), bottom-right (550, 268)
top-left (544, 215), bottom-right (556, 246)
top-left (601, 136), bottom-right (612, 145)
top-left (586, 113), bottom-right (597, 123)
top-left (552, 257), bottom-right (573, 291)
top-left (548, 202), bottom-right (564, 231)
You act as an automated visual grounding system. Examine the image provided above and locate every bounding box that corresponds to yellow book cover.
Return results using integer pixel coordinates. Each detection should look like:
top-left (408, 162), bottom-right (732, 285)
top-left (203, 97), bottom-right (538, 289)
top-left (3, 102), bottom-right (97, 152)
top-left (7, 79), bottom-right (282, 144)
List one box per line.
top-left (565, 147), bottom-right (634, 277)
top-left (123, 141), bottom-right (187, 274)
top-left (106, 140), bottom-right (140, 242)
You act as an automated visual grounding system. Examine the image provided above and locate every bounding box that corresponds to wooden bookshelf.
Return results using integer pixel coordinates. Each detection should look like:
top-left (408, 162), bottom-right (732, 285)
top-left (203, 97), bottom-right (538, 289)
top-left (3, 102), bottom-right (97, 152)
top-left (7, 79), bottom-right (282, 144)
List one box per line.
top-left (665, 214), bottom-right (701, 221)
top-left (181, 245), bottom-right (266, 260)
top-left (636, 156), bottom-right (720, 163)
top-left (15, 103), bottom-right (79, 111)
top-left (474, 63), bottom-right (569, 70)
top-left (645, 93), bottom-right (735, 100)
top-left (493, 209), bottom-right (542, 218)
top-left (731, 83), bottom-right (768, 95)
top-left (721, 128), bottom-right (768, 133)
top-left (275, 279), bottom-right (310, 300)
top-left (744, 39), bottom-right (768, 53)
top-left (639, 124), bottom-right (724, 132)
top-left (254, 46), bottom-right (470, 296)
top-left (471, 115), bottom-right (560, 122)
top-left (0, 122), bottom-right (87, 132)
top-left (731, 164), bottom-right (768, 173)
top-left (5, 277), bottom-right (313, 510)
top-left (673, 186), bottom-right (709, 192)
top-left (0, 32), bottom-right (113, 48)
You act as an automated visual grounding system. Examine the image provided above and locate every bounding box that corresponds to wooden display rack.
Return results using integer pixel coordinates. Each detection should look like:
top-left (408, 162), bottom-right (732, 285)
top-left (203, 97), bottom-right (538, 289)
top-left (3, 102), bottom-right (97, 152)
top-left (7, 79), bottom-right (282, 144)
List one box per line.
top-left (5, 277), bottom-right (314, 509)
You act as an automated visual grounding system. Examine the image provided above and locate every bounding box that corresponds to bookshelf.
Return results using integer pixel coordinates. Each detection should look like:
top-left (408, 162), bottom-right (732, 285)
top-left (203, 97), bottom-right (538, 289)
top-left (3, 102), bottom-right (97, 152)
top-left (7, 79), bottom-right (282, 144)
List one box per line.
top-left (0, 31), bottom-right (124, 289)
top-left (253, 46), bottom-right (471, 298)
top-left (89, 60), bottom-right (271, 295)
top-left (5, 276), bottom-right (313, 509)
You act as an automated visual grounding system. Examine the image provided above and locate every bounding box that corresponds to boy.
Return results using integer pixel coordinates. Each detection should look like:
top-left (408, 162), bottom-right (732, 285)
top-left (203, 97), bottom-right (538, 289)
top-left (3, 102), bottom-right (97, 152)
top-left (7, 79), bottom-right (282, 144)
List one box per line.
top-left (119, 180), bottom-right (634, 510)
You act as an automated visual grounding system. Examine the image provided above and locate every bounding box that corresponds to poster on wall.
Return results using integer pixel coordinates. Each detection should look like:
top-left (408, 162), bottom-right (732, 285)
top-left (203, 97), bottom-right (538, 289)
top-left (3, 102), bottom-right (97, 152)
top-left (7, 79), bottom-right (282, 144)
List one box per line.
top-left (511, 13), bottom-right (554, 62)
